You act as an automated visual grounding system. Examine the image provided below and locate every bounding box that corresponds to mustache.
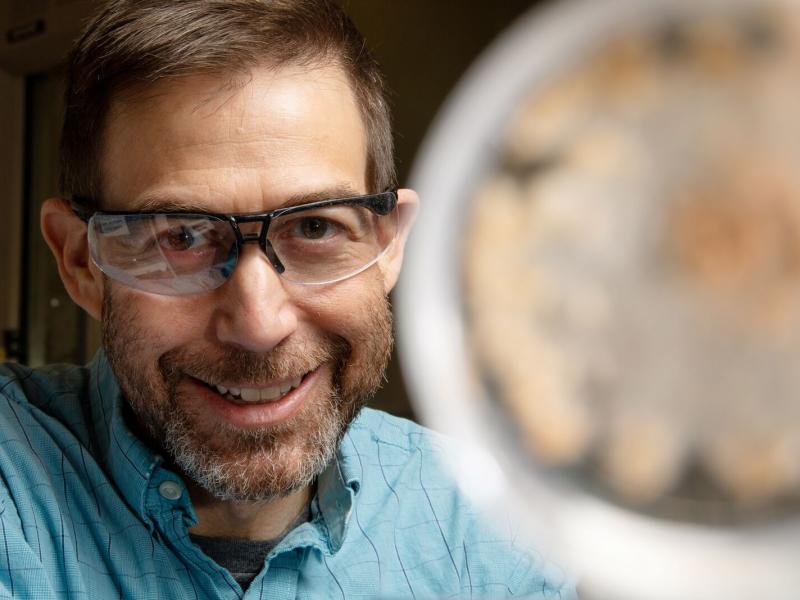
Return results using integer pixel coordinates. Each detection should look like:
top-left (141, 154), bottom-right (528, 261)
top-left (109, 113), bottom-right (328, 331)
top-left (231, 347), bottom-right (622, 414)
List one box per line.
top-left (158, 334), bottom-right (351, 386)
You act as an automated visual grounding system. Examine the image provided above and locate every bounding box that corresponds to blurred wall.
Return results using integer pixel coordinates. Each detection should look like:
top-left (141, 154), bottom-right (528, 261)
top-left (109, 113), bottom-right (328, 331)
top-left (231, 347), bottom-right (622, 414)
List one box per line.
top-left (0, 70), bottom-right (23, 361)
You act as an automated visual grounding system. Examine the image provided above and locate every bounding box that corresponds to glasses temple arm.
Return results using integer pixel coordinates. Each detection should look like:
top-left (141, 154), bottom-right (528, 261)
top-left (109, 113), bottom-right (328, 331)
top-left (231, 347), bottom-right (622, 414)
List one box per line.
top-left (69, 197), bottom-right (94, 222)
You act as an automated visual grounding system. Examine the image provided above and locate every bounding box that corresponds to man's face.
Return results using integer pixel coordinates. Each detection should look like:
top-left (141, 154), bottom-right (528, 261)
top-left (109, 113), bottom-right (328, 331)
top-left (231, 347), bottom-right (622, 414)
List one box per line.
top-left (97, 63), bottom-right (394, 501)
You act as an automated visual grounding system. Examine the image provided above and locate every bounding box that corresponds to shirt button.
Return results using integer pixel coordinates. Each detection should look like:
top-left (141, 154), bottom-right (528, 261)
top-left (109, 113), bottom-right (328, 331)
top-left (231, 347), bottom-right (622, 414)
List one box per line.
top-left (158, 480), bottom-right (183, 501)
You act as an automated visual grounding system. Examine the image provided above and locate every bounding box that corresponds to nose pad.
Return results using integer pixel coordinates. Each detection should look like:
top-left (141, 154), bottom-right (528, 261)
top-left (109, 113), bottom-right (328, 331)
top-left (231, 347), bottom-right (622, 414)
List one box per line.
top-left (259, 236), bottom-right (286, 274)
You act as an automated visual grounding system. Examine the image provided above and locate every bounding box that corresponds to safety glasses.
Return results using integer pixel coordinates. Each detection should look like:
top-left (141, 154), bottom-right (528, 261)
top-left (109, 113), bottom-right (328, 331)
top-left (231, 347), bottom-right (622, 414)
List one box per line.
top-left (71, 191), bottom-right (398, 296)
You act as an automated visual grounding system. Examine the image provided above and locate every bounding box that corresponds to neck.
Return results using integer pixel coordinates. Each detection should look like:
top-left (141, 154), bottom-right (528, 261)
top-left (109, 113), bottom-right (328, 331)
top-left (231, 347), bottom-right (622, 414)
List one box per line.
top-left (187, 482), bottom-right (313, 540)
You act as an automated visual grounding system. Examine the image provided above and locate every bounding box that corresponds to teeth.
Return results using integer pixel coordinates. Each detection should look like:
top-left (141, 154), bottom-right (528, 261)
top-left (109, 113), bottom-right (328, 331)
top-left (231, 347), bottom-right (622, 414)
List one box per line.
top-left (260, 385), bottom-right (281, 401)
top-left (213, 375), bottom-right (304, 404)
top-left (241, 388), bottom-right (260, 402)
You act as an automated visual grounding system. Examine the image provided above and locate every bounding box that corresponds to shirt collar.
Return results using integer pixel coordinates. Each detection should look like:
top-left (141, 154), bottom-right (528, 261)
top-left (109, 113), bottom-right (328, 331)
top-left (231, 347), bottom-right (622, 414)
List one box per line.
top-left (88, 350), bottom-right (163, 526)
top-left (313, 434), bottom-right (361, 553)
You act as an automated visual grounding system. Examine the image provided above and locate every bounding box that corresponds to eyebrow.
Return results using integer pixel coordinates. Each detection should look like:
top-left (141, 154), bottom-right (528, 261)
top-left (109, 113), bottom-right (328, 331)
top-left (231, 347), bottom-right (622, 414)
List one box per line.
top-left (134, 184), bottom-right (365, 214)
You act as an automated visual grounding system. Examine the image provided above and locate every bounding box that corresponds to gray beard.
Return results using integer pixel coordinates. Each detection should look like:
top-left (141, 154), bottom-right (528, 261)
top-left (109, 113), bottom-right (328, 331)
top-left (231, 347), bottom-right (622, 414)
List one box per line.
top-left (102, 283), bottom-right (393, 502)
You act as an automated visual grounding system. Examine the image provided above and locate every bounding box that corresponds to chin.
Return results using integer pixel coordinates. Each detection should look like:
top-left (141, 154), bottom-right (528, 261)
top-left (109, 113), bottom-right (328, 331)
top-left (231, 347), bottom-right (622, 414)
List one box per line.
top-left (162, 380), bottom-right (360, 502)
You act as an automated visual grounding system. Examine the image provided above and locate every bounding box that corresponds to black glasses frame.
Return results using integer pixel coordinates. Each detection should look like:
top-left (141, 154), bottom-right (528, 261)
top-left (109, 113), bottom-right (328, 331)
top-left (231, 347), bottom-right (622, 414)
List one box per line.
top-left (71, 191), bottom-right (398, 275)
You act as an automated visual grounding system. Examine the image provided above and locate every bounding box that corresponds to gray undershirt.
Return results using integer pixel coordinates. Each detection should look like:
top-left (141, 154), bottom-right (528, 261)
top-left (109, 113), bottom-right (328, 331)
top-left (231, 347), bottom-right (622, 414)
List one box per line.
top-left (190, 505), bottom-right (310, 590)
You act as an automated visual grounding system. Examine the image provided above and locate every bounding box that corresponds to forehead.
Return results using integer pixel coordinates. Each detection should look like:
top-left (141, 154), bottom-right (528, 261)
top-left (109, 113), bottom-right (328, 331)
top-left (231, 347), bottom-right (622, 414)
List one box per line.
top-left (99, 62), bottom-right (368, 212)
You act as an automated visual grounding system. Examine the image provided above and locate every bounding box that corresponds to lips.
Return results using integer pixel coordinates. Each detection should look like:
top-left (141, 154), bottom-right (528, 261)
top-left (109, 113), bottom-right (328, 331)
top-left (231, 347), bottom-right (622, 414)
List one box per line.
top-left (182, 366), bottom-right (326, 430)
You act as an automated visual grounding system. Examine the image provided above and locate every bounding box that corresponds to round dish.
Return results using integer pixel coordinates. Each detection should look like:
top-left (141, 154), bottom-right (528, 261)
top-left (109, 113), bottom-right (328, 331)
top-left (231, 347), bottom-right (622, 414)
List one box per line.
top-left (397, 0), bottom-right (800, 598)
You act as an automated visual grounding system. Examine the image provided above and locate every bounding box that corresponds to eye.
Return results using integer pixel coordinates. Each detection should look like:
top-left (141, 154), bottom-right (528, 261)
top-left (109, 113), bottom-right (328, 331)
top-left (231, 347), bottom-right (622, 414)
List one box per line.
top-left (162, 225), bottom-right (196, 251)
top-left (298, 217), bottom-right (335, 240)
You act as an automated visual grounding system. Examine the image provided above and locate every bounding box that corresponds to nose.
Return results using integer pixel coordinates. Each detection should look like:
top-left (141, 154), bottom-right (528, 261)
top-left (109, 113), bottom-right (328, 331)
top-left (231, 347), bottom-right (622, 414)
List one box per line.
top-left (212, 245), bottom-right (298, 352)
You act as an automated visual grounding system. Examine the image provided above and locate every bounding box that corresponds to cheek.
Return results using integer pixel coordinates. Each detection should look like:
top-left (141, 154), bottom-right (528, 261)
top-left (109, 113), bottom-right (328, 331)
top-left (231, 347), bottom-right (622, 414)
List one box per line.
top-left (106, 288), bottom-right (213, 351)
top-left (290, 274), bottom-right (388, 343)
top-left (106, 272), bottom-right (389, 357)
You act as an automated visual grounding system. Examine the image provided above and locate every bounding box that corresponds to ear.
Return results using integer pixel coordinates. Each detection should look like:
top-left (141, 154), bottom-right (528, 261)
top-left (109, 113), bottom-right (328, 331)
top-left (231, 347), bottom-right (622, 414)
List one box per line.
top-left (40, 197), bottom-right (103, 320)
top-left (380, 188), bottom-right (419, 293)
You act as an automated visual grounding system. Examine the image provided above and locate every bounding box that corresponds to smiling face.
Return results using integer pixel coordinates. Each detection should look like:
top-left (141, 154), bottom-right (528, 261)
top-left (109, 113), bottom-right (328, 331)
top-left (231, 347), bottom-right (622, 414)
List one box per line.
top-left (94, 63), bottom-right (398, 501)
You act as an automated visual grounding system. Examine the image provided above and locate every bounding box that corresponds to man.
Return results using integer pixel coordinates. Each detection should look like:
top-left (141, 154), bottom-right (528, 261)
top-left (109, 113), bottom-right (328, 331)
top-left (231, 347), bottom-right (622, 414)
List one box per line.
top-left (0, 0), bottom-right (572, 598)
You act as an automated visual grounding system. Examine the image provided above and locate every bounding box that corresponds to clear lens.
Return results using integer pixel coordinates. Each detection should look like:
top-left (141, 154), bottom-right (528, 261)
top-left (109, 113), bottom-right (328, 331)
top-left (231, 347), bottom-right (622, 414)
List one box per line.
top-left (87, 201), bottom-right (399, 294)
top-left (268, 203), bottom-right (398, 284)
top-left (88, 213), bottom-right (237, 295)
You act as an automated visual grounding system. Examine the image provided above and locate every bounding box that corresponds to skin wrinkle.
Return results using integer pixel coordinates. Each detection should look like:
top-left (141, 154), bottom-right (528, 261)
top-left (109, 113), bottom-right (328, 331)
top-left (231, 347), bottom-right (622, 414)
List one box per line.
top-left (131, 183), bottom-right (363, 213)
top-left (102, 70), bottom-right (366, 201)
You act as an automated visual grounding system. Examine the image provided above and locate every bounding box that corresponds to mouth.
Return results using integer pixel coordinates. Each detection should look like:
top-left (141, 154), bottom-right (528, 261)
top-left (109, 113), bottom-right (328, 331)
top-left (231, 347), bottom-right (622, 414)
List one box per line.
top-left (182, 366), bottom-right (325, 429)
top-left (211, 375), bottom-right (305, 405)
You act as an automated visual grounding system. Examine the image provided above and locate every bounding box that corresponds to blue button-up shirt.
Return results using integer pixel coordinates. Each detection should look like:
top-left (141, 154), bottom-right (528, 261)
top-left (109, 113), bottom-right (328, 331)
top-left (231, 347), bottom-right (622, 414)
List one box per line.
top-left (0, 352), bottom-right (573, 599)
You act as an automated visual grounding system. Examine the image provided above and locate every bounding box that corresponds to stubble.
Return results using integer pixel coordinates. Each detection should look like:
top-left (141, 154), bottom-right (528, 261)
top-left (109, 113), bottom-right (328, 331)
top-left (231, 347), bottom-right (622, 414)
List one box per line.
top-left (101, 282), bottom-right (393, 502)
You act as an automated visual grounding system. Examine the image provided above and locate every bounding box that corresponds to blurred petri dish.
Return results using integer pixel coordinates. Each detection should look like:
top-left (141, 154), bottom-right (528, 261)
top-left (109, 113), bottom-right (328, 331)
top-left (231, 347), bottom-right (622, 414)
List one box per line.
top-left (397, 0), bottom-right (800, 599)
